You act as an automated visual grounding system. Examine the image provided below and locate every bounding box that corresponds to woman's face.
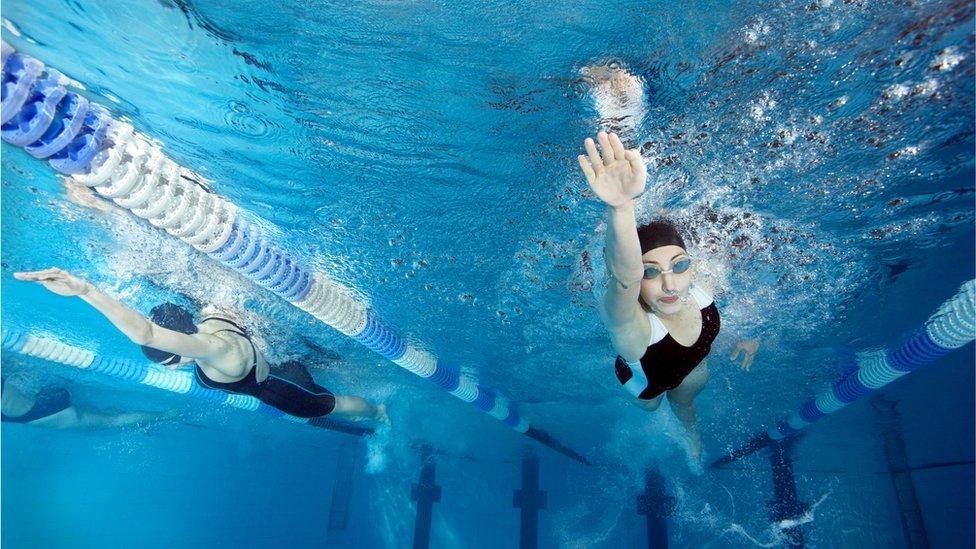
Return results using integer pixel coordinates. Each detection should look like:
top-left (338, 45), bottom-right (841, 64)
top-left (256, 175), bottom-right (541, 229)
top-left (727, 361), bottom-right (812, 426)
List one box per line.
top-left (639, 245), bottom-right (693, 316)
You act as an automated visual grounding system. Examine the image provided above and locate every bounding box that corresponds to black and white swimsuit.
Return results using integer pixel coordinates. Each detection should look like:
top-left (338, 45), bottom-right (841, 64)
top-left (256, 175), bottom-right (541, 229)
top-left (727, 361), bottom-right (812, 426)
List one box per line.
top-left (614, 286), bottom-right (721, 400)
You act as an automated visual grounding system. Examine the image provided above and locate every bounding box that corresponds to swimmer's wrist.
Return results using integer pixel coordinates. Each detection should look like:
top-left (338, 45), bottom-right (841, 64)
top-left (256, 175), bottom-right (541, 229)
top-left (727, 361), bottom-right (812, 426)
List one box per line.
top-left (608, 201), bottom-right (636, 213)
top-left (79, 282), bottom-right (93, 297)
top-left (609, 273), bottom-right (641, 290)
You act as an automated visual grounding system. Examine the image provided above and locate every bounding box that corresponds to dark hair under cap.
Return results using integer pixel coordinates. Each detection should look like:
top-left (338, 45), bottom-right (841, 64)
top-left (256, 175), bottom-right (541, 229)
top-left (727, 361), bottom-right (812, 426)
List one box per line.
top-left (141, 302), bottom-right (197, 365)
top-left (637, 220), bottom-right (686, 254)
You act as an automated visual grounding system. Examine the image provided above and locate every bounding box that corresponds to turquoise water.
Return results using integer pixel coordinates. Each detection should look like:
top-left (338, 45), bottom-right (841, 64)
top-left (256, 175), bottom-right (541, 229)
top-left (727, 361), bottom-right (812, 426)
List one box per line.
top-left (2, 0), bottom-right (974, 547)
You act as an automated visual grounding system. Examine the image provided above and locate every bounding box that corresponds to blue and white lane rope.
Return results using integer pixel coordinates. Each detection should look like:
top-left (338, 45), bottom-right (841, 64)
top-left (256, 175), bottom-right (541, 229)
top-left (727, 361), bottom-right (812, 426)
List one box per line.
top-left (712, 280), bottom-right (975, 467)
top-left (0, 328), bottom-right (373, 437)
top-left (768, 279), bottom-right (975, 440)
top-left (1, 43), bottom-right (562, 448)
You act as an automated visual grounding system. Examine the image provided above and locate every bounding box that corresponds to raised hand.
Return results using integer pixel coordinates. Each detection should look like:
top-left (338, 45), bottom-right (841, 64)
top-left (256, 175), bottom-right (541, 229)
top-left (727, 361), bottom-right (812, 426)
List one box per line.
top-left (577, 131), bottom-right (647, 208)
top-left (14, 268), bottom-right (91, 297)
top-left (730, 339), bottom-right (760, 371)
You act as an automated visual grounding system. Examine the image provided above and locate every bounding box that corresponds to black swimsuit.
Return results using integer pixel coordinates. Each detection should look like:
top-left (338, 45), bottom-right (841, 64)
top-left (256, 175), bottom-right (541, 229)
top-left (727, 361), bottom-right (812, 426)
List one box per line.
top-left (614, 287), bottom-right (721, 400)
top-left (0, 378), bottom-right (72, 424)
top-left (194, 318), bottom-right (336, 418)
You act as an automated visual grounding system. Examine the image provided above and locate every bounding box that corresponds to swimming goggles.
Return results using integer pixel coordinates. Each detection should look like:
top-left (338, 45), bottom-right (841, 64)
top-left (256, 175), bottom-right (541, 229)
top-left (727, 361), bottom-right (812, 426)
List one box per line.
top-left (642, 257), bottom-right (693, 279)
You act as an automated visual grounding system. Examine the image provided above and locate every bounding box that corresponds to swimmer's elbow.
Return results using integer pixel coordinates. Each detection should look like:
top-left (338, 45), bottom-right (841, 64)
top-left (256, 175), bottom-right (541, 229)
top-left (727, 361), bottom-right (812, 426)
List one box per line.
top-left (610, 331), bottom-right (648, 363)
top-left (129, 322), bottom-right (155, 346)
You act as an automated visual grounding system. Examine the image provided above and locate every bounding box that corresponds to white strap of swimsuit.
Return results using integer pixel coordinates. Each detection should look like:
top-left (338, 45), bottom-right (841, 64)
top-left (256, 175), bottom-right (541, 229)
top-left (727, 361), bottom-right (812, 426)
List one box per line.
top-left (689, 284), bottom-right (713, 308)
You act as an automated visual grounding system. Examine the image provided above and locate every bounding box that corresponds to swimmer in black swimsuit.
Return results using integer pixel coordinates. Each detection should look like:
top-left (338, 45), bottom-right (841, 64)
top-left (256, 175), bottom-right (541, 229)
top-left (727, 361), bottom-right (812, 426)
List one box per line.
top-left (14, 268), bottom-right (387, 423)
top-left (577, 131), bottom-right (759, 463)
top-left (1, 376), bottom-right (166, 429)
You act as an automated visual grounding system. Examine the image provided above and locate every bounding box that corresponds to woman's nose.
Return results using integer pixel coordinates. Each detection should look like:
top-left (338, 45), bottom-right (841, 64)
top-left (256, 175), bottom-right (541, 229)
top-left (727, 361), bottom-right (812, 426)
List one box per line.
top-left (660, 272), bottom-right (676, 292)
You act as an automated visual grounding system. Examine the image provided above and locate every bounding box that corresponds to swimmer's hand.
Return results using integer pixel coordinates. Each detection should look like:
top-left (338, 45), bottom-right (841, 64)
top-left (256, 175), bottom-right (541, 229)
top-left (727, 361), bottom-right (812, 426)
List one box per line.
top-left (14, 268), bottom-right (91, 297)
top-left (730, 339), bottom-right (760, 371)
top-left (577, 131), bottom-right (647, 208)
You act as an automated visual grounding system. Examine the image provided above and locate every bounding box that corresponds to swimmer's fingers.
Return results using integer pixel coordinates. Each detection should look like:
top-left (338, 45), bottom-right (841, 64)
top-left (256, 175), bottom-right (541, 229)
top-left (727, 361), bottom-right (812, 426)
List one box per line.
top-left (743, 339), bottom-right (760, 370)
top-left (729, 343), bottom-right (745, 363)
top-left (577, 155), bottom-right (596, 184)
top-left (625, 149), bottom-right (645, 175)
top-left (584, 138), bottom-right (604, 174)
top-left (730, 339), bottom-right (759, 371)
top-left (608, 132), bottom-right (627, 160)
top-left (13, 271), bottom-right (42, 281)
top-left (20, 267), bottom-right (77, 282)
top-left (597, 131), bottom-right (615, 164)
top-left (13, 268), bottom-right (64, 282)
top-left (14, 268), bottom-right (87, 296)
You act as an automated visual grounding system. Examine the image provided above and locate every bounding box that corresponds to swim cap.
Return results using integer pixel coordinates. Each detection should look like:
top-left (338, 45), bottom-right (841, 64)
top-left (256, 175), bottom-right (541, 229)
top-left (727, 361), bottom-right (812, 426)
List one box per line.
top-left (141, 302), bottom-right (197, 365)
top-left (637, 220), bottom-right (686, 254)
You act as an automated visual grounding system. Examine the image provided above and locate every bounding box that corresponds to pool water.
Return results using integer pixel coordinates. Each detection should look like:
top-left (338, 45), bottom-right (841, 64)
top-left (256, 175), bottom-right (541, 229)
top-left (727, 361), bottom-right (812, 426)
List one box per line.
top-left (1, 0), bottom-right (974, 547)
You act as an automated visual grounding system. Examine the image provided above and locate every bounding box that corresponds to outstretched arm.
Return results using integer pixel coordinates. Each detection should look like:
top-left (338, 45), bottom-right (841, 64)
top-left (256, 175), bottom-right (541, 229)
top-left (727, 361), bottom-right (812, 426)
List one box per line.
top-left (14, 268), bottom-right (227, 364)
top-left (578, 131), bottom-right (650, 360)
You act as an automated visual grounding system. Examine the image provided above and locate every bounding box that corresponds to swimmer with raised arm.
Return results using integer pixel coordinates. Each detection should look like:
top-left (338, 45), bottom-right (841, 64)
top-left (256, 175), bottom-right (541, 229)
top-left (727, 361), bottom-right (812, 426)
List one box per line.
top-left (577, 131), bottom-right (758, 463)
top-left (14, 268), bottom-right (387, 423)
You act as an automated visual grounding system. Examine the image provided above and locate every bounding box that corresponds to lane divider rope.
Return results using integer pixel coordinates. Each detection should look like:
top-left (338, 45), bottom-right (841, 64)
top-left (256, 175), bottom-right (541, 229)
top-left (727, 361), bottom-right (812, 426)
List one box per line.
top-left (1, 327), bottom-right (373, 436)
top-left (1, 43), bottom-right (593, 462)
top-left (711, 279), bottom-right (974, 467)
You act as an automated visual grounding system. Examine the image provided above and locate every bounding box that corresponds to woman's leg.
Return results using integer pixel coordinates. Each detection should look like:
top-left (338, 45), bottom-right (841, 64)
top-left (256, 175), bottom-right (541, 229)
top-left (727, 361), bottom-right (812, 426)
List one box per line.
top-left (666, 361), bottom-right (709, 459)
top-left (264, 363), bottom-right (386, 423)
top-left (31, 406), bottom-right (172, 430)
top-left (331, 395), bottom-right (387, 423)
top-left (633, 393), bottom-right (665, 412)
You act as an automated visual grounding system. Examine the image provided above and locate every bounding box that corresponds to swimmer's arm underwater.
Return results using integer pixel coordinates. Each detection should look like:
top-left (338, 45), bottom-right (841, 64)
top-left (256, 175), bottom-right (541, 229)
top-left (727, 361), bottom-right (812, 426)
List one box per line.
top-left (603, 202), bottom-right (644, 292)
top-left (578, 131), bottom-right (650, 359)
top-left (578, 132), bottom-right (647, 289)
top-left (599, 202), bottom-right (652, 359)
top-left (14, 268), bottom-right (229, 363)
